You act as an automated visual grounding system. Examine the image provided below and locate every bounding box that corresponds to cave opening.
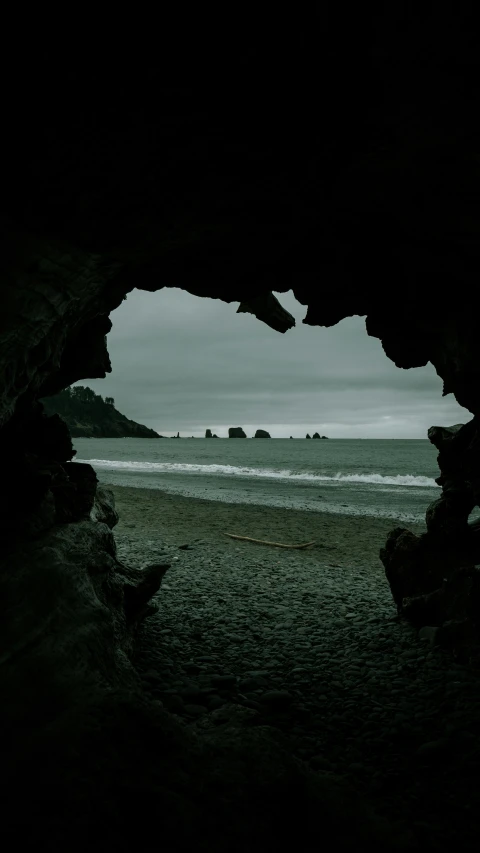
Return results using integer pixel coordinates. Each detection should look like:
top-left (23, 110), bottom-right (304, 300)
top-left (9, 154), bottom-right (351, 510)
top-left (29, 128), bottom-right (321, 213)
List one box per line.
top-left (6, 284), bottom-right (477, 850)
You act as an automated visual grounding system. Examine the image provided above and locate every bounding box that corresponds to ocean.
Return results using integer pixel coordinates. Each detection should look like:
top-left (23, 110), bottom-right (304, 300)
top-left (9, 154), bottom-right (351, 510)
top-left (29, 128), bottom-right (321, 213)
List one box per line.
top-left (73, 437), bottom-right (447, 524)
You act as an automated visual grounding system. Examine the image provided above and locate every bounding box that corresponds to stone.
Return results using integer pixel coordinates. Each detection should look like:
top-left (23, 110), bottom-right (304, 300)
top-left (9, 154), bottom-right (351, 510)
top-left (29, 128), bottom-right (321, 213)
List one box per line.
top-left (161, 694), bottom-right (185, 714)
top-left (205, 429), bottom-right (212, 438)
top-left (211, 675), bottom-right (237, 688)
top-left (239, 676), bottom-right (268, 691)
top-left (122, 563), bottom-right (170, 625)
top-left (254, 429), bottom-right (271, 438)
top-left (207, 695), bottom-right (226, 711)
top-left (55, 461), bottom-right (98, 523)
top-left (418, 626), bottom-right (440, 646)
top-left (90, 486), bottom-right (119, 529)
top-left (427, 423), bottom-right (466, 451)
top-left (416, 739), bottom-right (450, 757)
top-left (260, 690), bottom-right (293, 707)
top-left (228, 427), bottom-right (247, 438)
top-left (183, 704), bottom-right (207, 717)
top-left (184, 662), bottom-right (202, 675)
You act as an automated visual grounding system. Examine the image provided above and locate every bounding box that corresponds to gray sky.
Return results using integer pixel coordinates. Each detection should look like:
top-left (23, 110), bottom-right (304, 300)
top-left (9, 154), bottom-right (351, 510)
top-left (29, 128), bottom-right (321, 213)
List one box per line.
top-left (78, 288), bottom-right (469, 437)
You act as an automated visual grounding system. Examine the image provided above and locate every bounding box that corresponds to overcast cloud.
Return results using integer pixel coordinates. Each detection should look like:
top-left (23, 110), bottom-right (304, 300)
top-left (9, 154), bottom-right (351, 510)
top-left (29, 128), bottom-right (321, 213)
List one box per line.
top-left (78, 289), bottom-right (469, 438)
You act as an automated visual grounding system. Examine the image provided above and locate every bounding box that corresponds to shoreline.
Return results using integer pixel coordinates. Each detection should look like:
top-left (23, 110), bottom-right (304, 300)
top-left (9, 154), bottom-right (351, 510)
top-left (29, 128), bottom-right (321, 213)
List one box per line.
top-left (109, 483), bottom-right (426, 570)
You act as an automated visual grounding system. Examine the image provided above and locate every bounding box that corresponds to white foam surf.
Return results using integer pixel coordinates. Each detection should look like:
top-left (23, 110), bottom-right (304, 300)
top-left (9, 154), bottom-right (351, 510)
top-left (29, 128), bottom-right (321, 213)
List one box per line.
top-left (80, 459), bottom-right (437, 488)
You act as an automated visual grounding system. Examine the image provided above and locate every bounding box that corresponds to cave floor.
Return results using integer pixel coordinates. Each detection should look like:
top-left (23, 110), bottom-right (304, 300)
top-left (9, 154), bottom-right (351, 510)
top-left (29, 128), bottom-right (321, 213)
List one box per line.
top-left (112, 485), bottom-right (480, 850)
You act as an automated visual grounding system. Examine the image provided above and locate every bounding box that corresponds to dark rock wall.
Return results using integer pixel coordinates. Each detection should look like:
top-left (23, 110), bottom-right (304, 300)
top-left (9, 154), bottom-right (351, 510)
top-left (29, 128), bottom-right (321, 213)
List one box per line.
top-left (381, 419), bottom-right (480, 663)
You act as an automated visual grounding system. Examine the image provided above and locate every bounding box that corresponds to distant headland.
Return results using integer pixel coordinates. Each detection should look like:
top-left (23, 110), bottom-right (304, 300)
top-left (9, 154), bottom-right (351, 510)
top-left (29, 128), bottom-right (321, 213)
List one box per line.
top-left (41, 387), bottom-right (161, 438)
top-left (41, 389), bottom-right (331, 441)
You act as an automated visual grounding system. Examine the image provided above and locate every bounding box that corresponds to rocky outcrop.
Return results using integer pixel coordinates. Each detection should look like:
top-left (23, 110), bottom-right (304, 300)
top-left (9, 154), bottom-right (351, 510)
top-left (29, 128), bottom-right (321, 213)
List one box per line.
top-left (254, 429), bottom-right (271, 438)
top-left (42, 386), bottom-right (160, 438)
top-left (381, 418), bottom-right (480, 664)
top-left (312, 433), bottom-right (329, 439)
top-left (205, 429), bottom-right (212, 438)
top-left (306, 433), bottom-right (311, 439)
top-left (229, 427), bottom-right (247, 438)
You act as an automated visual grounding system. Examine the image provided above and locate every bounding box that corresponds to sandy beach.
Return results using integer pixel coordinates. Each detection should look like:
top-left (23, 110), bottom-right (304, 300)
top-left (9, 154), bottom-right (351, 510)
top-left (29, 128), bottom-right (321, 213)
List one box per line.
top-left (110, 484), bottom-right (426, 571)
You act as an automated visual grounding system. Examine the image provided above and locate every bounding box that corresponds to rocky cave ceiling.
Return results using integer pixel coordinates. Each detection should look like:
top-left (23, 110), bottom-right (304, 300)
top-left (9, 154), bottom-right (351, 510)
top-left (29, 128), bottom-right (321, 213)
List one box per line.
top-left (1, 11), bottom-right (479, 424)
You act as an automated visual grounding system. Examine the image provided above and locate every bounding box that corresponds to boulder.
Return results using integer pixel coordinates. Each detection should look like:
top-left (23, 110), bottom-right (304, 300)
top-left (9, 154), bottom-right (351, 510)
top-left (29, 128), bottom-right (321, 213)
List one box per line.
top-left (229, 427), bottom-right (247, 438)
top-left (90, 486), bottom-right (119, 529)
top-left (254, 429), bottom-right (271, 438)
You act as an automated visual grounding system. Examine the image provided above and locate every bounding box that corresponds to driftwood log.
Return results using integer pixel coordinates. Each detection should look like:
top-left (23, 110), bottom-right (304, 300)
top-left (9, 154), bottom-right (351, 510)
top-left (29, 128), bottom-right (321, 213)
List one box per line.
top-left (223, 533), bottom-right (315, 549)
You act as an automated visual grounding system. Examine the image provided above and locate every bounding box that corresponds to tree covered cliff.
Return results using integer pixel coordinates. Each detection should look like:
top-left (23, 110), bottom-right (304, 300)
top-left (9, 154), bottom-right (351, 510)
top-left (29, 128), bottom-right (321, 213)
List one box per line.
top-left (41, 386), bottom-right (161, 438)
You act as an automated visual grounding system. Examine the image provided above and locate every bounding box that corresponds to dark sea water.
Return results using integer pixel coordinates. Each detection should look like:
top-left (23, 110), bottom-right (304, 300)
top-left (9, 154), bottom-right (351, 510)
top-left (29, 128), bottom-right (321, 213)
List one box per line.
top-left (73, 437), bottom-right (444, 523)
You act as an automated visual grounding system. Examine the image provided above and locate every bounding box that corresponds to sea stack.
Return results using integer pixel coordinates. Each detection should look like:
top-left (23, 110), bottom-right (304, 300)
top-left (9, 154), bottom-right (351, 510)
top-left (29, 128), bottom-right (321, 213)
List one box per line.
top-left (228, 427), bottom-right (247, 438)
top-left (205, 429), bottom-right (212, 438)
top-left (254, 429), bottom-right (271, 438)
top-left (306, 433), bottom-right (311, 439)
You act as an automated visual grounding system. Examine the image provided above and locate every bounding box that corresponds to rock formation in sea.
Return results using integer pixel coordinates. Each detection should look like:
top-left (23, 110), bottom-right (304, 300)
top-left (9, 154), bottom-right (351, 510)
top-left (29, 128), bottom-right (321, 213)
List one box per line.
top-left (1, 20), bottom-right (479, 849)
top-left (228, 427), bottom-right (247, 438)
top-left (306, 433), bottom-right (311, 439)
top-left (42, 385), bottom-right (161, 438)
top-left (205, 429), bottom-right (212, 438)
top-left (312, 432), bottom-right (320, 439)
top-left (254, 429), bottom-right (271, 438)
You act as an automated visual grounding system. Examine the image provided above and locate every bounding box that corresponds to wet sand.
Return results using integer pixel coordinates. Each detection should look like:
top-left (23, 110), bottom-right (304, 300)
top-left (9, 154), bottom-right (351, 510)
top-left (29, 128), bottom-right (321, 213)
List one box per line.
top-left (110, 484), bottom-right (426, 570)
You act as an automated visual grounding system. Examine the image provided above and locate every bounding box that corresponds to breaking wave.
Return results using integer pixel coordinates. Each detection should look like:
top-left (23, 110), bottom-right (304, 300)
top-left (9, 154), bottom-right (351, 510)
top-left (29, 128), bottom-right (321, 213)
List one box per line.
top-left (80, 459), bottom-right (437, 488)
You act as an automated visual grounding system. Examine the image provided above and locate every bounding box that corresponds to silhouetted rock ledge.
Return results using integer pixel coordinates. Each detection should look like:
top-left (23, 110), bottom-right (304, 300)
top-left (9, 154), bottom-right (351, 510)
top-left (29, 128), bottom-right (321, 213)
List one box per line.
top-left (42, 386), bottom-right (161, 439)
top-left (312, 433), bottom-right (329, 439)
top-left (229, 427), bottom-right (247, 438)
top-left (254, 429), bottom-right (271, 438)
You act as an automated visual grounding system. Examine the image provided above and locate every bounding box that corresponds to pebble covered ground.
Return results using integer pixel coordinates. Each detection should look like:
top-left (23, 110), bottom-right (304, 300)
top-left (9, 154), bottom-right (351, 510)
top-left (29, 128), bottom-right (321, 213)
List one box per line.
top-left (111, 486), bottom-right (480, 850)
